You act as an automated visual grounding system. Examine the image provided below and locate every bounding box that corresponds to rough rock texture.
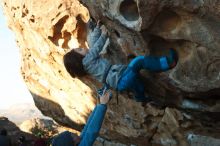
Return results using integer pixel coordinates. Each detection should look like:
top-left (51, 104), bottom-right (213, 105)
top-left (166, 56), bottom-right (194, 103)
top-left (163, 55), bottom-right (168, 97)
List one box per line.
top-left (0, 117), bottom-right (37, 145)
top-left (2, 0), bottom-right (220, 145)
top-left (2, 0), bottom-right (95, 131)
top-left (19, 118), bottom-right (60, 138)
top-left (19, 118), bottom-right (130, 146)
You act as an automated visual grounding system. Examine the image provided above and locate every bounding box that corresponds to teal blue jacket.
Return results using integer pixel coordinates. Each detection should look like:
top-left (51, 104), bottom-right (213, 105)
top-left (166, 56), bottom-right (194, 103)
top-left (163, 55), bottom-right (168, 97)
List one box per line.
top-left (79, 104), bottom-right (107, 146)
top-left (52, 104), bottom-right (107, 146)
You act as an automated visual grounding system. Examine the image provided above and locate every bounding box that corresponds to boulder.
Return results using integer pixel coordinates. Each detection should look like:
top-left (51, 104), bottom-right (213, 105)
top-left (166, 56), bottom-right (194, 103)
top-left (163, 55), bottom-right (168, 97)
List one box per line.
top-left (2, 0), bottom-right (220, 145)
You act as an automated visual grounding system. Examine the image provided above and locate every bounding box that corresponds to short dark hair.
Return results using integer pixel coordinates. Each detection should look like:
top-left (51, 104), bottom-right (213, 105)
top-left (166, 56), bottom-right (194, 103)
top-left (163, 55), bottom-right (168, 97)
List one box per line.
top-left (0, 129), bottom-right (7, 136)
top-left (63, 49), bottom-right (87, 78)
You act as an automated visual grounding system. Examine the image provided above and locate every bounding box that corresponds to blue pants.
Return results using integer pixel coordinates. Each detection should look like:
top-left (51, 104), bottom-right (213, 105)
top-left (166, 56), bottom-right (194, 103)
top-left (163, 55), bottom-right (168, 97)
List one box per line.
top-left (117, 56), bottom-right (169, 102)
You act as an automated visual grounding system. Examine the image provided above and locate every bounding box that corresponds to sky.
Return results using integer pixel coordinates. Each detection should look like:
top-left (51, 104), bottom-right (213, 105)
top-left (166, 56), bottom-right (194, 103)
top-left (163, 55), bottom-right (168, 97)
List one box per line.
top-left (0, 6), bottom-right (34, 109)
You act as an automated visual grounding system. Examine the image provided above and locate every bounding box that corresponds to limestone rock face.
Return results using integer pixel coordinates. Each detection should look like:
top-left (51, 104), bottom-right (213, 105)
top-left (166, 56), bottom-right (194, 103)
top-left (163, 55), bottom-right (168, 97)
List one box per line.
top-left (2, 0), bottom-right (220, 145)
top-left (2, 0), bottom-right (94, 131)
top-left (19, 118), bottom-right (60, 138)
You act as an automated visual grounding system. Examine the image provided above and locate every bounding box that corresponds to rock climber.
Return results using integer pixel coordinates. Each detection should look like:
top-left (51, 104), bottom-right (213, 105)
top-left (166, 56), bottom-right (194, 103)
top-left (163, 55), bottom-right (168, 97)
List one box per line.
top-left (63, 20), bottom-right (178, 103)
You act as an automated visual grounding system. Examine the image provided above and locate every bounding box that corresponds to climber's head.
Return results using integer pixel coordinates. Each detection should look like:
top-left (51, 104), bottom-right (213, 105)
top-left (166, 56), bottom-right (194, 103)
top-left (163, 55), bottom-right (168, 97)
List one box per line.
top-left (63, 48), bottom-right (88, 78)
top-left (52, 131), bottom-right (80, 146)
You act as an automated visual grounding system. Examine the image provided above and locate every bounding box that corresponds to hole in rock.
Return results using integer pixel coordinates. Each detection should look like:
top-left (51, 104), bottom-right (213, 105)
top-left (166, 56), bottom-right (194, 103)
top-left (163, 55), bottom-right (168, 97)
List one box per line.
top-left (30, 15), bottom-right (35, 23)
top-left (148, 36), bottom-right (174, 56)
top-left (48, 15), bottom-right (88, 49)
top-left (62, 31), bottom-right (72, 49)
top-left (119, 0), bottom-right (139, 21)
top-left (48, 15), bottom-right (69, 46)
top-left (75, 15), bottom-right (88, 49)
top-left (58, 4), bottom-right (62, 9)
top-left (153, 10), bottom-right (181, 32)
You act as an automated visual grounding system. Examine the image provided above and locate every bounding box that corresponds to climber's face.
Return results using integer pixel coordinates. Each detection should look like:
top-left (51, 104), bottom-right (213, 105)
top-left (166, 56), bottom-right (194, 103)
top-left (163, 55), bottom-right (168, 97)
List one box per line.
top-left (71, 133), bottom-right (81, 145)
top-left (74, 48), bottom-right (88, 56)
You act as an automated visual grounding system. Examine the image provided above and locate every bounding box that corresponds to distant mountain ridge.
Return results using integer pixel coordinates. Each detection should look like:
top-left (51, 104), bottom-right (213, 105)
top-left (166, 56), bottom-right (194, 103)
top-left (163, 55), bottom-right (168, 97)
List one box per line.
top-left (0, 103), bottom-right (49, 125)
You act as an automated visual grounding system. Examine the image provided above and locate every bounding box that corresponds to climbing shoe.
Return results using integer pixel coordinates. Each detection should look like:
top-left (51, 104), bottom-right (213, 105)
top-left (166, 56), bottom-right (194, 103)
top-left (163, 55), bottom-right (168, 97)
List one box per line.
top-left (166, 48), bottom-right (178, 69)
